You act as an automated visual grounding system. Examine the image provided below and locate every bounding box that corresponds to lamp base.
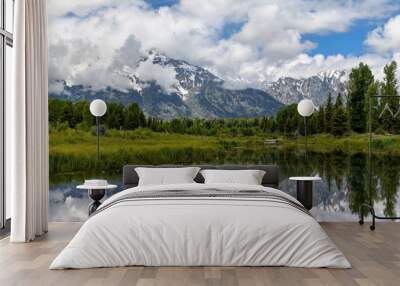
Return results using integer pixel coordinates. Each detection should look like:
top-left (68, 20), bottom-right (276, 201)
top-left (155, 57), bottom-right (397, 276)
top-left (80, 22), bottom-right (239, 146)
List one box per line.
top-left (296, 181), bottom-right (313, 210)
top-left (88, 189), bottom-right (105, 215)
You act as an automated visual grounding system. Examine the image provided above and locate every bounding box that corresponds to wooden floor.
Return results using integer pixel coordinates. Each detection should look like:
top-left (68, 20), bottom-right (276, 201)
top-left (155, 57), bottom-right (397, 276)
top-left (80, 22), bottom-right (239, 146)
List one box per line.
top-left (0, 222), bottom-right (399, 286)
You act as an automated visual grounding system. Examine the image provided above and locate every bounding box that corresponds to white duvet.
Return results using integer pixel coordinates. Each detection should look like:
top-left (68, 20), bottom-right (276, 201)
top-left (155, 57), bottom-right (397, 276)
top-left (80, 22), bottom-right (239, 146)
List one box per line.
top-left (50, 183), bottom-right (351, 269)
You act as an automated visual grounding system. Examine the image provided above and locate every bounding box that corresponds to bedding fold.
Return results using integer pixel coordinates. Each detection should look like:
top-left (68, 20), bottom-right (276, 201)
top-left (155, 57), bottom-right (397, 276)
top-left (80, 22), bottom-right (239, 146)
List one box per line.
top-left (50, 183), bottom-right (351, 269)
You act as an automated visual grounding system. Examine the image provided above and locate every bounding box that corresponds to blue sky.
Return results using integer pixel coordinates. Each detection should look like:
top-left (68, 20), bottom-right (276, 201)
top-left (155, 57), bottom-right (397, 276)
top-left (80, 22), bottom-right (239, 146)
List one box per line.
top-left (304, 18), bottom-right (395, 57)
top-left (144, 0), bottom-right (178, 9)
top-left (303, 20), bottom-right (372, 57)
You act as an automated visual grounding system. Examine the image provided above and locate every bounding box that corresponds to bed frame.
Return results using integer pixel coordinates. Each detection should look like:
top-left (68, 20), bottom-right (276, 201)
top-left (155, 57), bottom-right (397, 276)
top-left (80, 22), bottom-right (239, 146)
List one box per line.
top-left (123, 165), bottom-right (280, 189)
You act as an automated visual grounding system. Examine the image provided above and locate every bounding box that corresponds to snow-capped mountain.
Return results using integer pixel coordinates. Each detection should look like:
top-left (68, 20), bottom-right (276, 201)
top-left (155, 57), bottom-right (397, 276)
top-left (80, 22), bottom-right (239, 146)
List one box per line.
top-left (49, 49), bottom-right (351, 118)
top-left (128, 49), bottom-right (224, 101)
top-left (50, 50), bottom-right (283, 119)
top-left (265, 70), bottom-right (348, 106)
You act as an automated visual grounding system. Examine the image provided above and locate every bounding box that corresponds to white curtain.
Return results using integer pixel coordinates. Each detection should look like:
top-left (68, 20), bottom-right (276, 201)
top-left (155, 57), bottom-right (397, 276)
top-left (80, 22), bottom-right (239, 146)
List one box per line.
top-left (8, 0), bottom-right (49, 242)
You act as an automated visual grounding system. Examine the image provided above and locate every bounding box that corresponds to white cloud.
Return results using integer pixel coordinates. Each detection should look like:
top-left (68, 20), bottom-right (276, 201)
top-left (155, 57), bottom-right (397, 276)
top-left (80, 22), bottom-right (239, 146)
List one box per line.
top-left (366, 15), bottom-right (400, 54)
top-left (48, 80), bottom-right (64, 94)
top-left (111, 35), bottom-right (143, 71)
top-left (47, 0), bottom-right (400, 91)
top-left (274, 53), bottom-right (390, 81)
top-left (136, 57), bottom-right (179, 93)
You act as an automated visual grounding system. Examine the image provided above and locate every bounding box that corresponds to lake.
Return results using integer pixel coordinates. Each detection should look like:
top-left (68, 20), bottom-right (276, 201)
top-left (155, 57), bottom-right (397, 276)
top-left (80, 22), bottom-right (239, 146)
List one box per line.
top-left (49, 147), bottom-right (400, 222)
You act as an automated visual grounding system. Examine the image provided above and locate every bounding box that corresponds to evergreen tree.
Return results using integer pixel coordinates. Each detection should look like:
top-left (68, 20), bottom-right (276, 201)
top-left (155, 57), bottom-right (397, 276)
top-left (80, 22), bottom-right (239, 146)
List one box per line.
top-left (275, 104), bottom-right (300, 134)
top-left (365, 81), bottom-right (380, 132)
top-left (124, 103), bottom-right (146, 130)
top-left (105, 102), bottom-right (125, 129)
top-left (348, 63), bottom-right (374, 133)
top-left (61, 101), bottom-right (73, 127)
top-left (316, 106), bottom-right (325, 133)
top-left (48, 99), bottom-right (64, 125)
top-left (332, 93), bottom-right (348, 136)
top-left (308, 114), bottom-right (319, 135)
top-left (379, 61), bottom-right (398, 133)
top-left (151, 117), bottom-right (164, 132)
top-left (325, 93), bottom-right (333, 133)
top-left (74, 100), bottom-right (93, 127)
top-left (71, 101), bottom-right (83, 128)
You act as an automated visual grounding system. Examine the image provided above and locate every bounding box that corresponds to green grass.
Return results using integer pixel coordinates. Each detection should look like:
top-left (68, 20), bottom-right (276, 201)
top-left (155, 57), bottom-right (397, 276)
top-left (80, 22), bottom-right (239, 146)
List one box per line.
top-left (52, 128), bottom-right (214, 153)
top-left (49, 128), bottom-right (268, 174)
top-left (49, 128), bottom-right (272, 154)
top-left (49, 128), bottom-right (400, 174)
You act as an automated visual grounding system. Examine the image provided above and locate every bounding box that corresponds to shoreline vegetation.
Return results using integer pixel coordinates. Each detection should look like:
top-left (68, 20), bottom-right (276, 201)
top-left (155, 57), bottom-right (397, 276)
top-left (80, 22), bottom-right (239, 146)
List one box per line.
top-left (50, 127), bottom-right (400, 175)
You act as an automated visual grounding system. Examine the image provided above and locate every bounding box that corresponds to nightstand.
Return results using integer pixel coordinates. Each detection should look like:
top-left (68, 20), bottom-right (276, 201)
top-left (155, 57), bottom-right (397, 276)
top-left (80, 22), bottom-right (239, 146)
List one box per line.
top-left (77, 181), bottom-right (117, 215)
top-left (289, 176), bottom-right (321, 210)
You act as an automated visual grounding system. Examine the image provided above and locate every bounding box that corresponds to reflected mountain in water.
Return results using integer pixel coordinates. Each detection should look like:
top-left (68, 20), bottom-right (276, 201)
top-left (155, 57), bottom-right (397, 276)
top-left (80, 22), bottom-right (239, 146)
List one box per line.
top-left (49, 151), bottom-right (400, 222)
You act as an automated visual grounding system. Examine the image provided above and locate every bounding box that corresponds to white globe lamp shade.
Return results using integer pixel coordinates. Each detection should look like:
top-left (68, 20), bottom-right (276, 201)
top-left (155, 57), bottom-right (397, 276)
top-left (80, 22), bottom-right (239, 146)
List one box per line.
top-left (297, 99), bottom-right (315, 117)
top-left (90, 99), bottom-right (107, 117)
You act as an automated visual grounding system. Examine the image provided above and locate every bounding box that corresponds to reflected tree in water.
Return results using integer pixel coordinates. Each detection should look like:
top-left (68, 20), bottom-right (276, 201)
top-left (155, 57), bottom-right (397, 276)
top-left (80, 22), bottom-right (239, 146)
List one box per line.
top-left (348, 153), bottom-right (370, 218)
top-left (50, 145), bottom-right (399, 219)
top-left (376, 156), bottom-right (399, 217)
top-left (331, 150), bottom-right (348, 192)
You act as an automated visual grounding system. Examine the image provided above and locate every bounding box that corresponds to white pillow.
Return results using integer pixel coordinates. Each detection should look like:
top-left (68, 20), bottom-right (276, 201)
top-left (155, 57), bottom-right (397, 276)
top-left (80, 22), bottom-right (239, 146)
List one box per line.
top-left (200, 169), bottom-right (266, 185)
top-left (135, 167), bottom-right (200, 186)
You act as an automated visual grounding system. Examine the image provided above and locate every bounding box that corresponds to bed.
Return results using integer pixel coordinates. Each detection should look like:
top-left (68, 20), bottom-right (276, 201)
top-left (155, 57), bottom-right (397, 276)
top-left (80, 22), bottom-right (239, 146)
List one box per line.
top-left (50, 165), bottom-right (350, 269)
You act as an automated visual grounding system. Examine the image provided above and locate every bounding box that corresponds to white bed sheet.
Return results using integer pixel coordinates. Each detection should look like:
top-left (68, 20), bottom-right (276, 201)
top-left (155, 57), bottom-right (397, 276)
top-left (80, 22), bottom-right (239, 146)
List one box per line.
top-left (50, 183), bottom-right (351, 269)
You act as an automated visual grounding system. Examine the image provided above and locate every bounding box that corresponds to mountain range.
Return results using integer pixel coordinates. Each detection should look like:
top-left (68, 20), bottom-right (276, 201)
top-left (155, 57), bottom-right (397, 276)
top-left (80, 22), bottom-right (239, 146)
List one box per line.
top-left (264, 70), bottom-right (347, 106)
top-left (49, 50), bottom-right (348, 119)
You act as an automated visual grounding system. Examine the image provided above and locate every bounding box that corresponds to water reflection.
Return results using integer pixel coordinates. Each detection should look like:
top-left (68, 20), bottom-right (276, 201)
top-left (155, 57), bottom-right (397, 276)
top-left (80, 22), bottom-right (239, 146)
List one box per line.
top-left (49, 150), bottom-right (400, 222)
top-left (49, 176), bottom-right (123, 222)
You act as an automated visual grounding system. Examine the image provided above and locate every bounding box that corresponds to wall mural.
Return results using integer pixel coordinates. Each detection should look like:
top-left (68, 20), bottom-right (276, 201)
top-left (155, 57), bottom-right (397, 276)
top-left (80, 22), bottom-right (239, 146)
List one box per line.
top-left (47, 0), bottom-right (400, 222)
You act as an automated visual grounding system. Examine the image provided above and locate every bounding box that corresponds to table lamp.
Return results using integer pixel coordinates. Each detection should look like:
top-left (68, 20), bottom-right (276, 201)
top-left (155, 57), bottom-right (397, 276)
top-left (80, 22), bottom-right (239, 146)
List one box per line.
top-left (90, 99), bottom-right (107, 161)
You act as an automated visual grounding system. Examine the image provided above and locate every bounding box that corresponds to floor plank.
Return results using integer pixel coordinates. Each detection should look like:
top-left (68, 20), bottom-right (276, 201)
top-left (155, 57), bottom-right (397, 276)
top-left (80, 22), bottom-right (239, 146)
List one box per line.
top-left (0, 222), bottom-right (398, 286)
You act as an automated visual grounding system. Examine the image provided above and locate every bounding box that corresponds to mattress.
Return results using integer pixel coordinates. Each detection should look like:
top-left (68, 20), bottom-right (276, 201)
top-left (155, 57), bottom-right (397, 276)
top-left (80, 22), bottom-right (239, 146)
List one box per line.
top-left (50, 183), bottom-right (351, 269)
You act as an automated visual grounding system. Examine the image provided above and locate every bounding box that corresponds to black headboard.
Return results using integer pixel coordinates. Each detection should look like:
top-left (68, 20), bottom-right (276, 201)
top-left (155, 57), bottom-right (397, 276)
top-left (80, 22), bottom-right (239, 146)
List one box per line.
top-left (123, 165), bottom-right (280, 189)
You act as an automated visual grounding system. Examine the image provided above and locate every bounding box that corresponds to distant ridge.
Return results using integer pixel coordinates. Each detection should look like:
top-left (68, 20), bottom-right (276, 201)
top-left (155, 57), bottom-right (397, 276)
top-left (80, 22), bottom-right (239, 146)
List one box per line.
top-left (49, 49), bottom-right (283, 119)
top-left (264, 70), bottom-right (348, 106)
top-left (49, 49), bottom-right (349, 118)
